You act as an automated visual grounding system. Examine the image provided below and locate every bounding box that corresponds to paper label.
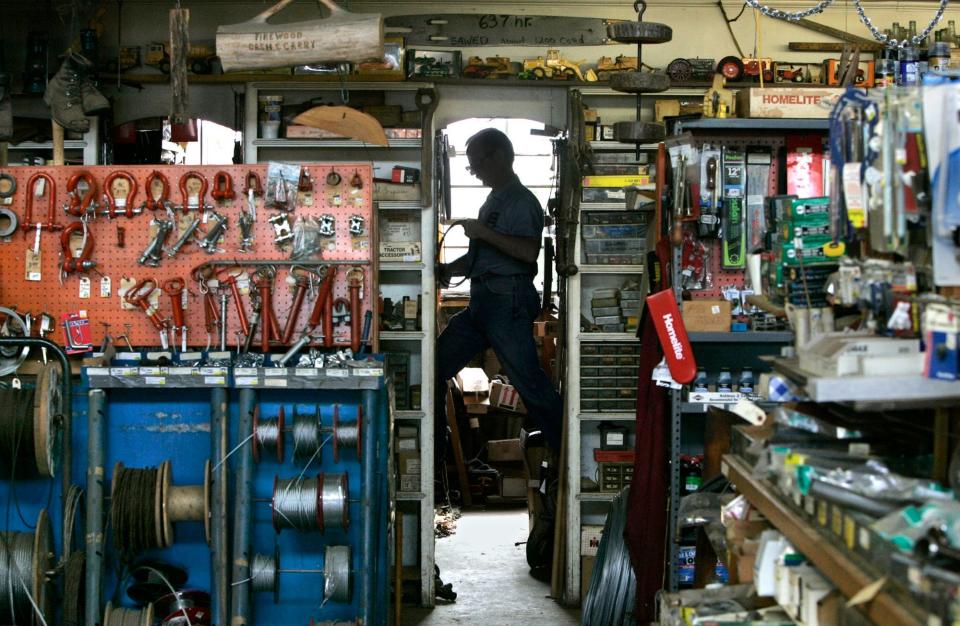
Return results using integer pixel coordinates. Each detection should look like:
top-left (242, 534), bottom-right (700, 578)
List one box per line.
top-left (86, 367), bottom-right (110, 376)
top-left (264, 369), bottom-right (286, 377)
top-left (25, 249), bottom-right (41, 281)
top-left (327, 369), bottom-right (349, 378)
top-left (843, 162), bottom-right (866, 228)
top-left (235, 368), bottom-right (258, 376)
top-left (110, 367), bottom-right (136, 376)
top-left (200, 367), bottom-right (227, 376)
top-left (138, 367), bottom-right (161, 375)
top-left (100, 276), bottom-right (112, 298)
top-left (119, 277), bottom-right (137, 310)
top-left (79, 276), bottom-right (91, 299)
top-left (264, 378), bottom-right (288, 388)
top-left (204, 376), bottom-right (226, 385)
top-left (144, 376), bottom-right (166, 385)
top-left (235, 376), bottom-right (258, 386)
top-left (294, 368), bottom-right (319, 376)
top-left (354, 368), bottom-right (383, 377)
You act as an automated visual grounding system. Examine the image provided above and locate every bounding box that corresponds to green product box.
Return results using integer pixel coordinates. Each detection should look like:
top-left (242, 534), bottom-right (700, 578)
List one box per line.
top-left (781, 234), bottom-right (838, 266)
top-left (788, 196), bottom-right (831, 221)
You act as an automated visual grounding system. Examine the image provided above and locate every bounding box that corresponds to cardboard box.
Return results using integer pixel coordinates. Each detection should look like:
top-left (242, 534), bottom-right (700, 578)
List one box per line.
top-left (399, 474), bottom-right (420, 492)
top-left (397, 437), bottom-right (418, 452)
top-left (581, 555), bottom-right (596, 600)
top-left (681, 299), bottom-right (732, 332)
top-left (487, 438), bottom-right (523, 462)
top-left (489, 381), bottom-right (526, 413)
top-left (380, 242), bottom-right (422, 262)
top-left (397, 451), bottom-right (421, 475)
top-left (736, 87), bottom-right (843, 119)
top-left (374, 181), bottom-right (420, 201)
top-left (581, 525), bottom-right (604, 557)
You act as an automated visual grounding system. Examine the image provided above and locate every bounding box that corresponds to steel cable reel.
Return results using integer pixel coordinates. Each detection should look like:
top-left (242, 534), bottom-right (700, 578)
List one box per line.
top-left (0, 307), bottom-right (30, 376)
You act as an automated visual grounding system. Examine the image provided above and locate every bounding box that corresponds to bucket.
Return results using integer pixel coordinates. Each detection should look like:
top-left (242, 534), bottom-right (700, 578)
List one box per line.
top-left (258, 95), bottom-right (283, 138)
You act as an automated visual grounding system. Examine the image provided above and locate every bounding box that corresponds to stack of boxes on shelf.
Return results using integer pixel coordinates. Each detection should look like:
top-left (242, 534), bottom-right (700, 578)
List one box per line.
top-left (581, 211), bottom-right (649, 265)
top-left (595, 422), bottom-right (634, 493)
top-left (396, 424), bottom-right (421, 493)
top-left (385, 352), bottom-right (418, 411)
top-left (778, 197), bottom-right (837, 308)
top-left (579, 343), bottom-right (640, 413)
top-left (591, 288), bottom-right (624, 333)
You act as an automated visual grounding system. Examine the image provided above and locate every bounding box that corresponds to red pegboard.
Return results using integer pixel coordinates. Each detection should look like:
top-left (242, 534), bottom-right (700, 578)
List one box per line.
top-left (683, 137), bottom-right (782, 300)
top-left (0, 164), bottom-right (376, 350)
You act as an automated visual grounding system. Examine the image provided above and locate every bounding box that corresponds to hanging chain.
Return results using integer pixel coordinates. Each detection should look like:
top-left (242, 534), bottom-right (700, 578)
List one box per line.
top-left (743, 0), bottom-right (836, 21)
top-left (853, 0), bottom-right (950, 48)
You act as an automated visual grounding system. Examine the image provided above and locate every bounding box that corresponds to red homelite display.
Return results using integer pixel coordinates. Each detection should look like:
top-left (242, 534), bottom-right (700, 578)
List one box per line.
top-left (645, 289), bottom-right (697, 384)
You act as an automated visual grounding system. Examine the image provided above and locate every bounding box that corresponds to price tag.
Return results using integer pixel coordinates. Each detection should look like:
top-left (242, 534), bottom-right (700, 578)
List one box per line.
top-left (235, 376), bottom-right (258, 386)
top-left (25, 249), bottom-right (41, 281)
top-left (235, 368), bottom-right (258, 376)
top-left (264, 378), bottom-right (288, 388)
top-left (110, 367), bottom-right (136, 376)
top-left (119, 277), bottom-right (137, 310)
top-left (295, 368), bottom-right (319, 377)
top-left (86, 367), bottom-right (110, 377)
top-left (100, 276), bottom-right (112, 298)
top-left (79, 276), bottom-right (91, 299)
top-left (353, 368), bottom-right (384, 377)
top-left (332, 193), bottom-right (342, 206)
top-left (139, 367), bottom-right (161, 375)
top-left (201, 367), bottom-right (227, 376)
top-left (264, 369), bottom-right (286, 377)
top-left (299, 191), bottom-right (314, 207)
top-left (204, 376), bottom-right (226, 385)
top-left (327, 369), bottom-right (349, 378)
top-left (144, 376), bottom-right (166, 385)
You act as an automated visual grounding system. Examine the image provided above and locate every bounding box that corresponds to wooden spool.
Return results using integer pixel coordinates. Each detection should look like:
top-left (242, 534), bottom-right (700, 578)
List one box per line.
top-left (32, 509), bottom-right (54, 626)
top-left (160, 459), bottom-right (212, 547)
top-left (32, 361), bottom-right (61, 477)
top-left (216, 0), bottom-right (383, 72)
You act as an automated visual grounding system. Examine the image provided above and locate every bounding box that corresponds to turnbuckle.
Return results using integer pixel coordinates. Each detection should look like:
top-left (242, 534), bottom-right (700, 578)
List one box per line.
top-left (164, 216), bottom-right (203, 258)
top-left (139, 219), bottom-right (175, 267)
top-left (197, 212), bottom-right (228, 253)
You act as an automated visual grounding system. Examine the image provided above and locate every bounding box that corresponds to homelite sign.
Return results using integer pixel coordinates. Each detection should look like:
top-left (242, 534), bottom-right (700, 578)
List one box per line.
top-left (647, 290), bottom-right (697, 384)
top-left (736, 87), bottom-right (843, 119)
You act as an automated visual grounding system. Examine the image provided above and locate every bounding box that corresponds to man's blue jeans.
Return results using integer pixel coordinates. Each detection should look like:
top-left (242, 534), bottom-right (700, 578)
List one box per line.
top-left (437, 275), bottom-right (563, 451)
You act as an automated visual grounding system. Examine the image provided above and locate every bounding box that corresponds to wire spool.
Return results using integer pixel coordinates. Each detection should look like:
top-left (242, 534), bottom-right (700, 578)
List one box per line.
top-left (331, 404), bottom-right (362, 463)
top-left (103, 601), bottom-right (154, 626)
top-left (250, 545), bottom-right (352, 605)
top-left (0, 207), bottom-right (19, 238)
top-left (0, 361), bottom-right (61, 479)
top-left (252, 404), bottom-right (285, 463)
top-left (292, 407), bottom-right (323, 465)
top-left (0, 508), bottom-right (53, 626)
top-left (62, 551), bottom-right (85, 626)
top-left (271, 473), bottom-right (349, 533)
top-left (111, 461), bottom-right (211, 555)
top-left (323, 545), bottom-right (352, 604)
top-left (0, 307), bottom-right (30, 376)
top-left (154, 590), bottom-right (211, 626)
top-left (126, 561), bottom-right (189, 605)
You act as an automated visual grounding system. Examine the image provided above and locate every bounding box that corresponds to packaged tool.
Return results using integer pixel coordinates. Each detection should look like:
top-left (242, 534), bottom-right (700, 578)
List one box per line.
top-left (698, 146), bottom-right (722, 239)
top-left (721, 148), bottom-right (746, 269)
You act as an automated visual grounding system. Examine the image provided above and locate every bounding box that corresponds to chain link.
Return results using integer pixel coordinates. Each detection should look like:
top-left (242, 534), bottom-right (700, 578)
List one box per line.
top-left (853, 0), bottom-right (949, 48)
top-left (743, 0), bottom-right (836, 21)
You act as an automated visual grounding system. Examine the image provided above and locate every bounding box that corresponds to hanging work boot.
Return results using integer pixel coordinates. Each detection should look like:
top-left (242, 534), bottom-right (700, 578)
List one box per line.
top-left (81, 73), bottom-right (110, 115)
top-left (0, 73), bottom-right (12, 140)
top-left (43, 53), bottom-right (92, 133)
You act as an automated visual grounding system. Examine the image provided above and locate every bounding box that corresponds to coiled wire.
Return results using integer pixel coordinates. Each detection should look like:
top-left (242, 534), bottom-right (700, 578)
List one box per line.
top-left (272, 474), bottom-right (348, 532)
top-left (292, 410), bottom-right (323, 465)
top-left (103, 601), bottom-right (152, 626)
top-left (323, 545), bottom-right (351, 604)
top-left (253, 414), bottom-right (283, 464)
top-left (111, 465), bottom-right (162, 555)
top-left (0, 386), bottom-right (40, 480)
top-left (332, 405), bottom-right (361, 463)
top-left (581, 487), bottom-right (636, 626)
top-left (250, 553), bottom-right (279, 595)
top-left (0, 531), bottom-right (34, 624)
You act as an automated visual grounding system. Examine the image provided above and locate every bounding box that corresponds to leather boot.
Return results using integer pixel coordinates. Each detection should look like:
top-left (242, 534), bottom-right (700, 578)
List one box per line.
top-left (43, 53), bottom-right (91, 133)
top-left (0, 73), bottom-right (12, 141)
top-left (81, 75), bottom-right (110, 115)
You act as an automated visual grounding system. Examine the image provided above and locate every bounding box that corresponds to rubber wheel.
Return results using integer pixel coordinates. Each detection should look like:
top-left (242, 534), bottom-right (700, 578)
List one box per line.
top-left (609, 71), bottom-right (670, 93)
top-left (532, 67), bottom-right (546, 79)
top-left (717, 56), bottom-right (744, 81)
top-left (606, 21), bottom-right (673, 44)
top-left (613, 121), bottom-right (666, 143)
top-left (666, 58), bottom-right (693, 82)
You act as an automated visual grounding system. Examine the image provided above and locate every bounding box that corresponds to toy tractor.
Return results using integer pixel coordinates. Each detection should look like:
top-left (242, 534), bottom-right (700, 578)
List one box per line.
top-left (665, 58), bottom-right (716, 82)
top-left (716, 56), bottom-right (774, 82)
top-left (104, 46), bottom-right (141, 74)
top-left (522, 49), bottom-right (587, 81)
top-left (145, 40), bottom-right (218, 74)
top-left (463, 56), bottom-right (521, 79)
top-left (596, 55), bottom-right (637, 80)
top-left (775, 64), bottom-right (806, 83)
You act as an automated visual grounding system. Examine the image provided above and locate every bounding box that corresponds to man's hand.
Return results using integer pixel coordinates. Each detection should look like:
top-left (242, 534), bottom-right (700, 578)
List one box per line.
top-left (457, 218), bottom-right (488, 241)
top-left (437, 263), bottom-right (453, 288)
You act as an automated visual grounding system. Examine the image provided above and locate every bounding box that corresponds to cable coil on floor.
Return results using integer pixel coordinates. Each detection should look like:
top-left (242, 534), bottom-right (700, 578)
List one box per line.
top-left (0, 361), bottom-right (62, 479)
top-left (0, 509), bottom-right (53, 625)
top-left (111, 460), bottom-right (211, 555)
top-left (271, 473), bottom-right (349, 532)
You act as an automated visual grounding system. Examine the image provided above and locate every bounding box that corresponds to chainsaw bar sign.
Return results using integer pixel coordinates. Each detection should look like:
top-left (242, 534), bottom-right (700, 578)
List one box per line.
top-left (385, 14), bottom-right (624, 47)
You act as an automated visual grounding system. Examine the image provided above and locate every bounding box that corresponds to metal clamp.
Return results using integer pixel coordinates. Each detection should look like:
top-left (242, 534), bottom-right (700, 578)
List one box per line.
top-left (268, 213), bottom-right (293, 245)
top-left (348, 215), bottom-right (365, 236)
top-left (139, 220), bottom-right (175, 267)
top-left (198, 212), bottom-right (228, 253)
top-left (318, 214), bottom-right (336, 237)
top-left (164, 216), bottom-right (202, 258)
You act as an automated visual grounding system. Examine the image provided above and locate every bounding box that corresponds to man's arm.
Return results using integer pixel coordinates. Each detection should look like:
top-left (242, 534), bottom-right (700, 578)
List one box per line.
top-left (459, 219), bottom-right (540, 264)
top-left (444, 251), bottom-right (473, 276)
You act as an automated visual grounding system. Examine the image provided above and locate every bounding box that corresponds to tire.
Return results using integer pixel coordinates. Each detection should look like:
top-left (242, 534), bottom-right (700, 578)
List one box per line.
top-left (666, 58), bottom-right (693, 82)
top-left (160, 59), bottom-right (171, 74)
top-left (191, 58), bottom-right (210, 75)
top-left (717, 56), bottom-right (744, 81)
top-left (609, 71), bottom-right (670, 93)
top-left (613, 121), bottom-right (666, 143)
top-left (606, 21), bottom-right (673, 44)
top-left (532, 67), bottom-right (546, 79)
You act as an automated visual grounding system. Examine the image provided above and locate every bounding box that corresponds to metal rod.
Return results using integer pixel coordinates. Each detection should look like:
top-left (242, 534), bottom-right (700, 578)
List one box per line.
top-left (85, 388), bottom-right (106, 626)
top-left (197, 259), bottom-right (370, 268)
top-left (231, 388), bottom-right (256, 625)
top-left (210, 387), bottom-right (229, 626)
top-left (361, 388), bottom-right (377, 623)
top-left (0, 337), bottom-right (72, 554)
top-left (219, 292), bottom-right (228, 351)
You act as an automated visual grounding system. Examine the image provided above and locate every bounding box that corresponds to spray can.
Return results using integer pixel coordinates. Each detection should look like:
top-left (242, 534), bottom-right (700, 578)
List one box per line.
top-left (929, 42), bottom-right (952, 73)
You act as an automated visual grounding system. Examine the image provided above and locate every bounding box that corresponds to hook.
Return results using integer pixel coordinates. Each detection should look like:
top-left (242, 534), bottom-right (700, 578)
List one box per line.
top-left (634, 0), bottom-right (647, 20)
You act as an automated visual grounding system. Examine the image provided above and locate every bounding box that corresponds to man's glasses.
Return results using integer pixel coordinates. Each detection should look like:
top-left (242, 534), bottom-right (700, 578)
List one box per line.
top-left (465, 151), bottom-right (494, 175)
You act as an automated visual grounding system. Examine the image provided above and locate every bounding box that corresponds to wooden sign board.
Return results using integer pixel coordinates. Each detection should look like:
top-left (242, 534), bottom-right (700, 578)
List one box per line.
top-left (386, 14), bottom-right (623, 47)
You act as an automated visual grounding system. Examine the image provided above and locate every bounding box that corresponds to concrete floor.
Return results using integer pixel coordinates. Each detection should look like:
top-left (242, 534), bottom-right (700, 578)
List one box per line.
top-left (402, 508), bottom-right (581, 626)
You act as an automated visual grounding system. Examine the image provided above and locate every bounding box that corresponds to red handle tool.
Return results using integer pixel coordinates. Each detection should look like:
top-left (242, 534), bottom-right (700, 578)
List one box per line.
top-left (253, 270), bottom-right (280, 352)
top-left (179, 171), bottom-right (209, 213)
top-left (307, 267), bottom-right (337, 347)
top-left (281, 273), bottom-right (310, 345)
top-left (163, 278), bottom-right (186, 330)
top-left (65, 172), bottom-right (98, 217)
top-left (59, 221), bottom-right (95, 274)
top-left (104, 171), bottom-right (139, 218)
top-left (348, 269), bottom-right (363, 353)
top-left (22, 172), bottom-right (62, 235)
top-left (212, 171), bottom-right (236, 202)
top-left (191, 266), bottom-right (220, 334)
top-left (646, 289), bottom-right (697, 384)
top-left (124, 278), bottom-right (166, 331)
top-left (143, 171), bottom-right (171, 212)
top-left (216, 268), bottom-right (251, 336)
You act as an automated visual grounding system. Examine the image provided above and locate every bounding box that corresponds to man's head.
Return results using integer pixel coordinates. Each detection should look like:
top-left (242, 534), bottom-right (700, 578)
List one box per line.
top-left (465, 128), bottom-right (515, 189)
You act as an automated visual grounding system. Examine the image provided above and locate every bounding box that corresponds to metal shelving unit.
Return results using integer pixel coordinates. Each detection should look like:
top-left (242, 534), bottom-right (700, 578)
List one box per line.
top-left (5, 124), bottom-right (99, 165)
top-left (676, 118), bottom-right (830, 132)
top-left (244, 80), bottom-right (438, 608)
top-left (578, 412), bottom-right (635, 422)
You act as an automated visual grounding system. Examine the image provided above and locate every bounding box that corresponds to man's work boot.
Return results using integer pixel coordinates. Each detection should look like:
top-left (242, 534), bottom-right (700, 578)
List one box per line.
top-left (0, 73), bottom-right (12, 141)
top-left (81, 74), bottom-right (110, 115)
top-left (43, 53), bottom-right (92, 133)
